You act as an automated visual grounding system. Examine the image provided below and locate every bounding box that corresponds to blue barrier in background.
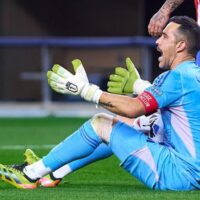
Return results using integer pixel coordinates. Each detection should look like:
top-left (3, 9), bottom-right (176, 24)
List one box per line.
top-left (0, 36), bottom-right (156, 47)
top-left (0, 36), bottom-right (156, 103)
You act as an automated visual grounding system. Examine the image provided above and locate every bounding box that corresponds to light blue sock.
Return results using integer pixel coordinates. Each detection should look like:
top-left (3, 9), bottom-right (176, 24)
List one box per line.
top-left (68, 143), bottom-right (113, 171)
top-left (42, 120), bottom-right (101, 170)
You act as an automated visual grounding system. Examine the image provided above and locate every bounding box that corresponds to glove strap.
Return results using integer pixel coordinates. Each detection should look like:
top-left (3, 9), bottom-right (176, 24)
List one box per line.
top-left (133, 79), bottom-right (151, 95)
top-left (81, 83), bottom-right (103, 104)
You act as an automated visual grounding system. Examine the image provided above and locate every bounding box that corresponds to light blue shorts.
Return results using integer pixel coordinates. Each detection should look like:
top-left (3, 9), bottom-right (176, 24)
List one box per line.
top-left (109, 122), bottom-right (200, 191)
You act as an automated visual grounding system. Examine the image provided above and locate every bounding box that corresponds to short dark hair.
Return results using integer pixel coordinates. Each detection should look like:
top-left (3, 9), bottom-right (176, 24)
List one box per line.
top-left (168, 16), bottom-right (200, 56)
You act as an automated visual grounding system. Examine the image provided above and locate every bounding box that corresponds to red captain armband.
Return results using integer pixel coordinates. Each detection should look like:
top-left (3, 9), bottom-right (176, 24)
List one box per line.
top-left (136, 91), bottom-right (158, 114)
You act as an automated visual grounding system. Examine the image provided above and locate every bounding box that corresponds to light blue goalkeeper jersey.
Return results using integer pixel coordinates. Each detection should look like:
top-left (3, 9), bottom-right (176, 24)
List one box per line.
top-left (146, 60), bottom-right (200, 159)
top-left (111, 60), bottom-right (200, 190)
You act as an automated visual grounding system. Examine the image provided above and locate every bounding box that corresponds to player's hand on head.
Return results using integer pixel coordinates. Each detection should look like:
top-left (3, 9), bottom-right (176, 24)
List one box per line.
top-left (148, 11), bottom-right (170, 37)
top-left (47, 59), bottom-right (102, 104)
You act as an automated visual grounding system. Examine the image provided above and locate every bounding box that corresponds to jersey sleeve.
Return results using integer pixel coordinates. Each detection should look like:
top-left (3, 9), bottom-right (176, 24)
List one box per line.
top-left (148, 71), bottom-right (183, 108)
top-left (141, 70), bottom-right (183, 111)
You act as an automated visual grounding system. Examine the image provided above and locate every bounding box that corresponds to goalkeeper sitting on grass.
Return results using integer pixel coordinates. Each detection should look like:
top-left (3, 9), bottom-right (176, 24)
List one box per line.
top-left (0, 57), bottom-right (164, 189)
top-left (8, 56), bottom-right (163, 188)
top-left (1, 16), bottom-right (200, 191)
top-left (21, 57), bottom-right (162, 188)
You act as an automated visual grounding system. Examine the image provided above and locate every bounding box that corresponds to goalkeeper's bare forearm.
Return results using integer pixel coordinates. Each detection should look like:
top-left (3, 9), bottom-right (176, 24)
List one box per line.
top-left (99, 92), bottom-right (145, 119)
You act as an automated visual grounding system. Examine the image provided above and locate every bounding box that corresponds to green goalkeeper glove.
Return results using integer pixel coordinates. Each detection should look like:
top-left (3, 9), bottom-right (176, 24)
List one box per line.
top-left (47, 59), bottom-right (103, 104)
top-left (107, 57), bottom-right (151, 95)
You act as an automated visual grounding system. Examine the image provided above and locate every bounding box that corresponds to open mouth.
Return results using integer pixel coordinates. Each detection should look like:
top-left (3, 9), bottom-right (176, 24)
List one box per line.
top-left (157, 47), bottom-right (163, 62)
top-left (157, 46), bottom-right (163, 55)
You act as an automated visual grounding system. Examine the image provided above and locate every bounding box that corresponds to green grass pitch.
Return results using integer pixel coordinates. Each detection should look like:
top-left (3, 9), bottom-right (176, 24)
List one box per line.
top-left (0, 117), bottom-right (199, 200)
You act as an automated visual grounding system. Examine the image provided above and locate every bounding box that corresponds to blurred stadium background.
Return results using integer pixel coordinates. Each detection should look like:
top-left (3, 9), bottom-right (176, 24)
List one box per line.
top-left (0, 0), bottom-right (195, 118)
top-left (0, 1), bottom-right (199, 199)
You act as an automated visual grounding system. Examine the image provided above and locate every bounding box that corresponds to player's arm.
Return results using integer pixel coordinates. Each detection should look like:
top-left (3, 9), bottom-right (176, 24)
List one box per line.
top-left (99, 92), bottom-right (146, 118)
top-left (47, 59), bottom-right (158, 118)
top-left (148, 0), bottom-right (184, 36)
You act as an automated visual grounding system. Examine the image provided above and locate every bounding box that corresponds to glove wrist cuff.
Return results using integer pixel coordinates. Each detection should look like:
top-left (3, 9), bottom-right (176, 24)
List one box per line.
top-left (133, 79), bottom-right (152, 95)
top-left (93, 89), bottom-right (103, 104)
top-left (81, 84), bottom-right (103, 104)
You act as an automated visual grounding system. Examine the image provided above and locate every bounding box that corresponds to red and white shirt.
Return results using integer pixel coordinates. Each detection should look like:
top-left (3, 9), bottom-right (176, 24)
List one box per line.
top-left (194, 0), bottom-right (200, 25)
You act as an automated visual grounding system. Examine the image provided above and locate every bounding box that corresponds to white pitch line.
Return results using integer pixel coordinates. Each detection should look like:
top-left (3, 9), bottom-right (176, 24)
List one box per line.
top-left (0, 144), bottom-right (55, 150)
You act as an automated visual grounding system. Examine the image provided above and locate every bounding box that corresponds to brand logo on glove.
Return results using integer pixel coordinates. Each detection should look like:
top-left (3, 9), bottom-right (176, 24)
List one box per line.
top-left (66, 82), bottom-right (78, 93)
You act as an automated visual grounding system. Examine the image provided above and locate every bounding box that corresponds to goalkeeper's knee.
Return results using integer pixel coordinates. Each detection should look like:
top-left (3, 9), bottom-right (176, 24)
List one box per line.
top-left (91, 113), bottom-right (114, 143)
